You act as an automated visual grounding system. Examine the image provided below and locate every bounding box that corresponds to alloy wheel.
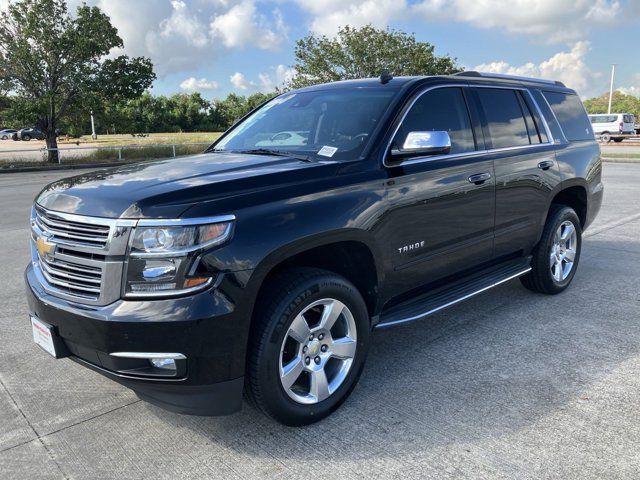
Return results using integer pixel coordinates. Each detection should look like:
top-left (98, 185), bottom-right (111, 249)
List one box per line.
top-left (279, 298), bottom-right (357, 405)
top-left (550, 220), bottom-right (577, 282)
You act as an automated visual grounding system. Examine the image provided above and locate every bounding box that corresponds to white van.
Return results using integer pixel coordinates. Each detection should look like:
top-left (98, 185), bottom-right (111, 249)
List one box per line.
top-left (588, 113), bottom-right (636, 142)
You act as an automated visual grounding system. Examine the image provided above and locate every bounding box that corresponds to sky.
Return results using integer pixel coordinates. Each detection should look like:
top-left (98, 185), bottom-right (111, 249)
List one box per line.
top-left (4, 0), bottom-right (640, 99)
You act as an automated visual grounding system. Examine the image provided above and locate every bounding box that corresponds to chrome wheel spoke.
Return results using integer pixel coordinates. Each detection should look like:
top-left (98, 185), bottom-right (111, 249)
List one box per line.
top-left (554, 260), bottom-right (563, 281)
top-left (331, 337), bottom-right (357, 359)
top-left (319, 299), bottom-right (346, 331)
top-left (309, 368), bottom-right (330, 402)
top-left (564, 248), bottom-right (576, 262)
top-left (280, 357), bottom-right (304, 390)
top-left (288, 314), bottom-right (310, 343)
top-left (561, 224), bottom-right (575, 241)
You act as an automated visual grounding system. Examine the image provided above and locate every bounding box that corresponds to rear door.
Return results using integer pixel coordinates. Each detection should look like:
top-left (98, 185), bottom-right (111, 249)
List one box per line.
top-left (379, 85), bottom-right (496, 297)
top-left (472, 86), bottom-right (562, 259)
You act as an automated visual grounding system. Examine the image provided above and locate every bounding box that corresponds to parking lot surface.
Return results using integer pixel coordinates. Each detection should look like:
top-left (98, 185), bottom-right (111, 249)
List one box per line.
top-left (1, 164), bottom-right (639, 479)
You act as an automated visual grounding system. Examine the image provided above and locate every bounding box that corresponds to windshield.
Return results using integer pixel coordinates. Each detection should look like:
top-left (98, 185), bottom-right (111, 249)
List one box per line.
top-left (213, 88), bottom-right (399, 161)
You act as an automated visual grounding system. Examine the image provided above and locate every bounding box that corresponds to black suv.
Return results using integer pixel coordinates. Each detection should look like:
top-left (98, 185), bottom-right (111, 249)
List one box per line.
top-left (25, 72), bottom-right (603, 425)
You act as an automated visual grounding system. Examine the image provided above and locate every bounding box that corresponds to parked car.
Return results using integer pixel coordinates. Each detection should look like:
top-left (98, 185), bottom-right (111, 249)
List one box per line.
top-left (0, 128), bottom-right (17, 140)
top-left (588, 113), bottom-right (636, 142)
top-left (13, 127), bottom-right (46, 141)
top-left (25, 72), bottom-right (603, 426)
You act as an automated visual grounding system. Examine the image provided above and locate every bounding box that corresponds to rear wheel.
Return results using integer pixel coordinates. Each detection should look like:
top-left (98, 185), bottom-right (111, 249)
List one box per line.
top-left (246, 268), bottom-right (370, 426)
top-left (22, 134), bottom-right (31, 141)
top-left (521, 206), bottom-right (582, 294)
top-left (600, 132), bottom-right (611, 143)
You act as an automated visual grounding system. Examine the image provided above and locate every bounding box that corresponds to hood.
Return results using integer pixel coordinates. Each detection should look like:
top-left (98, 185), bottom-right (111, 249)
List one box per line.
top-left (36, 152), bottom-right (338, 218)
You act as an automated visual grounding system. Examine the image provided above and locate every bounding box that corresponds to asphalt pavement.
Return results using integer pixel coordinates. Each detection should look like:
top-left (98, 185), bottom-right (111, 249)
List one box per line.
top-left (1, 164), bottom-right (640, 479)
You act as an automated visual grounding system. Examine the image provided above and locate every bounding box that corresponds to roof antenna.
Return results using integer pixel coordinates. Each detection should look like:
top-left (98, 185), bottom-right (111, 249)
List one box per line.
top-left (380, 70), bottom-right (393, 84)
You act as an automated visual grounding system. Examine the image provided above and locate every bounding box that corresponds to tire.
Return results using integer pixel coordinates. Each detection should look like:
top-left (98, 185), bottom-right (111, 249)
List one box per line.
top-left (613, 138), bottom-right (623, 143)
top-left (246, 268), bottom-right (370, 426)
top-left (22, 134), bottom-right (31, 141)
top-left (520, 205), bottom-right (582, 294)
top-left (600, 132), bottom-right (611, 143)
top-left (1, 135), bottom-right (7, 140)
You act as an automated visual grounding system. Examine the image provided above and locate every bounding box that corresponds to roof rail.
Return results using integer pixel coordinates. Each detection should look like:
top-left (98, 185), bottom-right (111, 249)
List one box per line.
top-left (453, 71), bottom-right (565, 87)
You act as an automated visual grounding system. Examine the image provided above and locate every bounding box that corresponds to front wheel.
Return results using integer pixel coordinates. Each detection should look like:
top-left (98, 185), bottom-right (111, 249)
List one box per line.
top-left (246, 268), bottom-right (370, 426)
top-left (22, 134), bottom-right (31, 141)
top-left (521, 205), bottom-right (582, 294)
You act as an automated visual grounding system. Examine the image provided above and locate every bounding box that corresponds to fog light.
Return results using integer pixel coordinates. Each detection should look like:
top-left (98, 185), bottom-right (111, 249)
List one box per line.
top-left (149, 358), bottom-right (177, 371)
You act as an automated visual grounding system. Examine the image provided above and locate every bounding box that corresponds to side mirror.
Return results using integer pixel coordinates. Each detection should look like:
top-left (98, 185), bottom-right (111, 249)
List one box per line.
top-left (390, 131), bottom-right (451, 160)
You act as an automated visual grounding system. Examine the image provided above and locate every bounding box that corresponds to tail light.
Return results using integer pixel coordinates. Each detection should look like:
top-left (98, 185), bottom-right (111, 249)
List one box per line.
top-left (619, 122), bottom-right (624, 132)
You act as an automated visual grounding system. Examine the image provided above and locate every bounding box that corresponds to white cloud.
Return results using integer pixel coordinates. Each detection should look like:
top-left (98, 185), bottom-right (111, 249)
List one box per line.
top-left (62, 0), bottom-right (285, 76)
top-left (473, 42), bottom-right (594, 95)
top-left (158, 1), bottom-right (209, 48)
top-left (295, 0), bottom-right (406, 36)
top-left (414, 0), bottom-right (621, 43)
top-left (258, 65), bottom-right (296, 91)
top-left (210, 0), bottom-right (285, 50)
top-left (179, 77), bottom-right (219, 91)
top-left (618, 86), bottom-right (640, 97)
top-left (230, 72), bottom-right (256, 90)
top-left (295, 0), bottom-right (622, 43)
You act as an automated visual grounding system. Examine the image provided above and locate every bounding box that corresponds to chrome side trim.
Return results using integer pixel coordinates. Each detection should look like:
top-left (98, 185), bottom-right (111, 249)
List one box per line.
top-left (375, 267), bottom-right (532, 329)
top-left (109, 352), bottom-right (186, 360)
top-left (383, 83), bottom-right (556, 168)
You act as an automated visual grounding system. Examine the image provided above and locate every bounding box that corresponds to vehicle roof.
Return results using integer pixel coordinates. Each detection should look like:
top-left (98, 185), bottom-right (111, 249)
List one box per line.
top-left (294, 72), bottom-right (576, 95)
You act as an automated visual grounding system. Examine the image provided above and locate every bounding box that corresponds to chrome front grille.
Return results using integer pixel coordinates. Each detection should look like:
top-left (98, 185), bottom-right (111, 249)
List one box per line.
top-left (39, 255), bottom-right (102, 300)
top-left (30, 206), bottom-right (136, 306)
top-left (34, 206), bottom-right (110, 248)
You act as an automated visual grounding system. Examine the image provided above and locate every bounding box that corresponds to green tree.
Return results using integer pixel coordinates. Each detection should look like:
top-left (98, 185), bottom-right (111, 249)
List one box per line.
top-left (0, 0), bottom-right (155, 162)
top-left (288, 25), bottom-right (461, 89)
top-left (583, 91), bottom-right (640, 119)
top-left (209, 92), bottom-right (276, 130)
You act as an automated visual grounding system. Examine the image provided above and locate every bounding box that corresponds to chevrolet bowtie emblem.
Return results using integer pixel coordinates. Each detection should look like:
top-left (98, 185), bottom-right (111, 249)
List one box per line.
top-left (36, 236), bottom-right (56, 258)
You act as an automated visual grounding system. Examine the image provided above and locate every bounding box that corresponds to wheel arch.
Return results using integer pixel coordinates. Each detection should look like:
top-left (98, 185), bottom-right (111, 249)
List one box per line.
top-left (548, 183), bottom-right (588, 228)
top-left (248, 230), bottom-right (384, 322)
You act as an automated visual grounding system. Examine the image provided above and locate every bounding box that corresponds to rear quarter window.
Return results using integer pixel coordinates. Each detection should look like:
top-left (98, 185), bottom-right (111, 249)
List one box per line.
top-left (543, 91), bottom-right (593, 141)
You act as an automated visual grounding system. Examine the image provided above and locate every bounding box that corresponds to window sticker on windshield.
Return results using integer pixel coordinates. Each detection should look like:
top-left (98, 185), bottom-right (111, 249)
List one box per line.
top-left (318, 146), bottom-right (338, 157)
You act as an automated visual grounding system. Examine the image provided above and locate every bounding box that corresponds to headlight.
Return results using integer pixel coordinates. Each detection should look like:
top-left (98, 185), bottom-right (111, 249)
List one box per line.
top-left (124, 217), bottom-right (234, 298)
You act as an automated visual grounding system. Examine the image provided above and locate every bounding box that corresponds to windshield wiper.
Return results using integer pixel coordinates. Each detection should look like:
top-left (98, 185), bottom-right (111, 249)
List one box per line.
top-left (228, 148), bottom-right (316, 163)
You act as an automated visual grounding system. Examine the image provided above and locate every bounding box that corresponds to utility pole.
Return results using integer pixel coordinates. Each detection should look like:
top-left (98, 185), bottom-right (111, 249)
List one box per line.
top-left (607, 64), bottom-right (616, 114)
top-left (90, 110), bottom-right (97, 140)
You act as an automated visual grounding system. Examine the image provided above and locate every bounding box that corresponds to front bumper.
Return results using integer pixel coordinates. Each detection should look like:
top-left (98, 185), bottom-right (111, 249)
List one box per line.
top-left (25, 264), bottom-right (253, 416)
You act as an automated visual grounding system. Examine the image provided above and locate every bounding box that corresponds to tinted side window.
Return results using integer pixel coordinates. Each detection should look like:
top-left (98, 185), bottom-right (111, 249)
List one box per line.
top-left (396, 87), bottom-right (475, 154)
top-left (477, 89), bottom-right (530, 149)
top-left (543, 91), bottom-right (593, 141)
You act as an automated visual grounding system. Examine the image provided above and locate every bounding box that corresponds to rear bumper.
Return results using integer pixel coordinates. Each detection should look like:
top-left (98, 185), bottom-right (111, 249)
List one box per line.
top-left (25, 264), bottom-right (253, 416)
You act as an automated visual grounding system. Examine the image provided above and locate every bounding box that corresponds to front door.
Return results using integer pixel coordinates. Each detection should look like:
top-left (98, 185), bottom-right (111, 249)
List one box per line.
top-left (377, 86), bottom-right (496, 299)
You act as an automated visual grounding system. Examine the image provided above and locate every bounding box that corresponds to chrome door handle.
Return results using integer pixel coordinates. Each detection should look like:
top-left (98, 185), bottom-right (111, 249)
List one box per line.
top-left (468, 172), bottom-right (492, 185)
top-left (537, 160), bottom-right (554, 170)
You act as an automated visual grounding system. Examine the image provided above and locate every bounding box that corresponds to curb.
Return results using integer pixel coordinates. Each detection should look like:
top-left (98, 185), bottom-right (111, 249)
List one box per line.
top-left (602, 157), bottom-right (640, 164)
